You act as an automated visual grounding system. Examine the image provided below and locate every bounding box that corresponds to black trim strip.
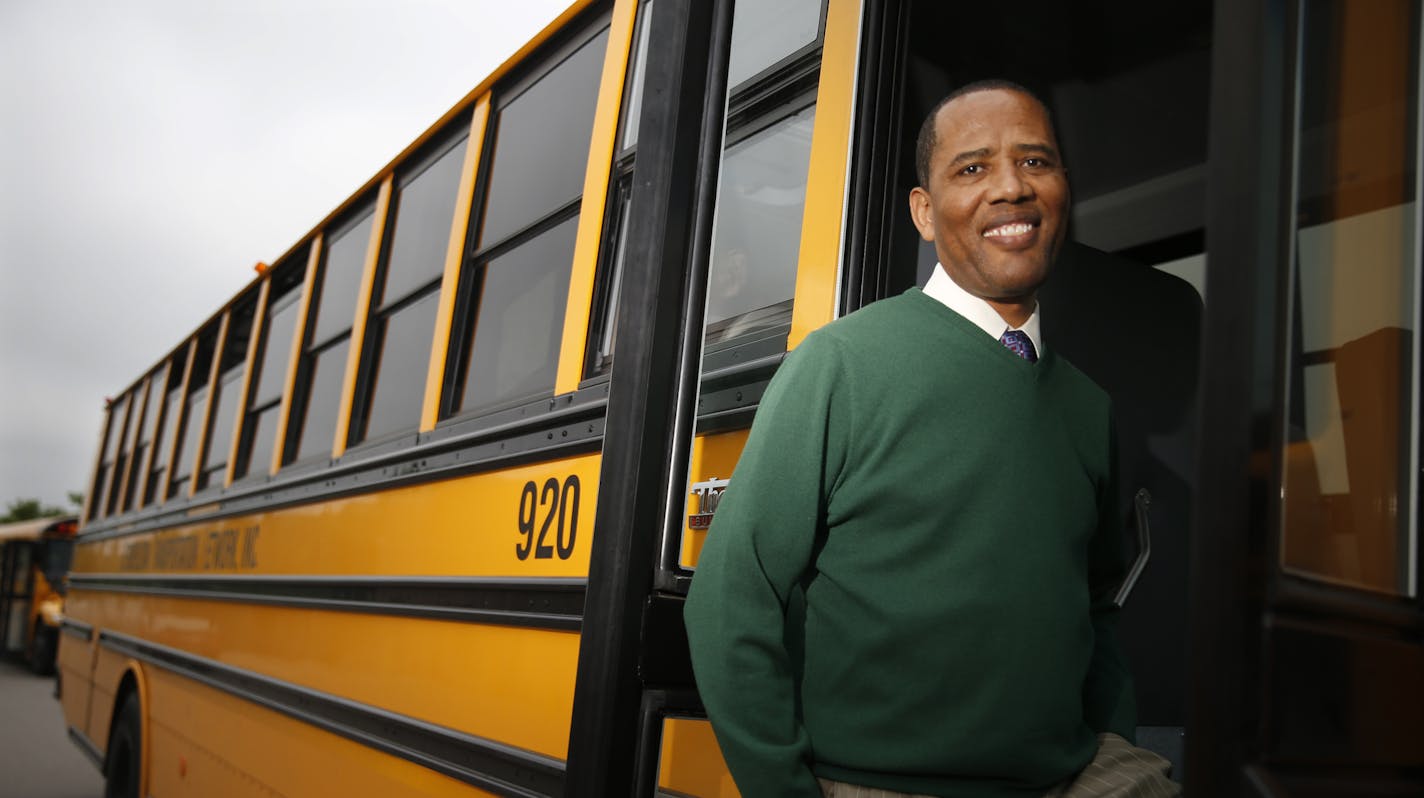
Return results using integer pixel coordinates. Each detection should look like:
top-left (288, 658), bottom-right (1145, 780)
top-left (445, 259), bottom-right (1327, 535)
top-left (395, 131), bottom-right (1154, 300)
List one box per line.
top-left (99, 629), bottom-right (565, 798)
top-left (565, 0), bottom-right (732, 792)
top-left (61, 617), bottom-right (94, 642)
top-left (69, 575), bottom-right (585, 631)
top-left (68, 726), bottom-right (104, 771)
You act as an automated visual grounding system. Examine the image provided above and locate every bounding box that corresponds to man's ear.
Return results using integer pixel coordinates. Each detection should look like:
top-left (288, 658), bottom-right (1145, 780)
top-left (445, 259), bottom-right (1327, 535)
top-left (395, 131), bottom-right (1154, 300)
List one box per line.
top-left (908, 186), bottom-right (935, 243)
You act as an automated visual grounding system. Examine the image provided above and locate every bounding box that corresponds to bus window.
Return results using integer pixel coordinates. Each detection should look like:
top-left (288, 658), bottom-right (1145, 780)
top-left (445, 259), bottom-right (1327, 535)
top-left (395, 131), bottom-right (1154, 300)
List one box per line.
top-left (143, 357), bottom-right (184, 505)
top-left (726, 0), bottom-right (823, 89)
top-left (119, 374), bottom-right (157, 512)
top-left (169, 328), bottom-right (218, 498)
top-left (459, 214), bottom-right (580, 412)
top-left (705, 102), bottom-right (816, 345)
top-left (449, 24), bottom-right (609, 416)
top-left (235, 254), bottom-right (306, 480)
top-left (584, 0), bottom-right (653, 378)
top-left (289, 205), bottom-right (375, 464)
top-left (1281, 0), bottom-right (1419, 597)
top-left (87, 394), bottom-right (127, 520)
top-left (588, 0), bottom-right (827, 375)
top-left (198, 299), bottom-right (257, 490)
top-left (353, 130), bottom-right (467, 444)
top-left (103, 393), bottom-right (136, 517)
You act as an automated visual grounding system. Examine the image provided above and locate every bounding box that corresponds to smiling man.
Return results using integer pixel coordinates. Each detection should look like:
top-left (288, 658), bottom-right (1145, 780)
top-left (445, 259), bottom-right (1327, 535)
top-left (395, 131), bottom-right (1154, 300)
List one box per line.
top-left (684, 81), bottom-right (1179, 797)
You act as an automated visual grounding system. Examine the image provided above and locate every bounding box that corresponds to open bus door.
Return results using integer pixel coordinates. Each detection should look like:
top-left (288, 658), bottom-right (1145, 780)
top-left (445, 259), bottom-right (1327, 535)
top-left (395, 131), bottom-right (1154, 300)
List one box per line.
top-left (1189, 1), bottom-right (1424, 794)
top-left (565, 0), bottom-right (1424, 794)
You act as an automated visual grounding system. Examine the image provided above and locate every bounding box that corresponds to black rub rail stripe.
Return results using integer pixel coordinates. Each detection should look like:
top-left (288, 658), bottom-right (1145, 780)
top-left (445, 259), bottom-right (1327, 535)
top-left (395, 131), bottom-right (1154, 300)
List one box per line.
top-left (68, 727), bottom-right (104, 771)
top-left (68, 575), bottom-right (585, 631)
top-left (61, 617), bottom-right (95, 641)
top-left (99, 629), bottom-right (566, 798)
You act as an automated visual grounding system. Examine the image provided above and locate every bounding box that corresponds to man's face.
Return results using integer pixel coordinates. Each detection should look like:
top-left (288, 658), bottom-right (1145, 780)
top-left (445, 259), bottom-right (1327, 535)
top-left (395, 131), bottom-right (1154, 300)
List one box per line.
top-left (909, 89), bottom-right (1069, 316)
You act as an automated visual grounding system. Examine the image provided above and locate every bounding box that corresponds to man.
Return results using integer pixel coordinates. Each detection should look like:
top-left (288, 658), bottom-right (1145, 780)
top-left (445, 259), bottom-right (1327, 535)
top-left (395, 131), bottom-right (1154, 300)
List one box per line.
top-left (683, 81), bottom-right (1177, 797)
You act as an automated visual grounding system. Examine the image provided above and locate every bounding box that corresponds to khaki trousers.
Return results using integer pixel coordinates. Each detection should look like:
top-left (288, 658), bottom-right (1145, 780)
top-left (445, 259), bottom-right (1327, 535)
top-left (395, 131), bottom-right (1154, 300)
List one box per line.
top-left (817, 733), bottom-right (1180, 798)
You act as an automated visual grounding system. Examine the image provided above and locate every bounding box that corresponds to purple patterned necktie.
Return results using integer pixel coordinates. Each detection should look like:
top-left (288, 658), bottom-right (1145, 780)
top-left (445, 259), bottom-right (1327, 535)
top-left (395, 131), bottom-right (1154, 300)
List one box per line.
top-left (999, 329), bottom-right (1038, 363)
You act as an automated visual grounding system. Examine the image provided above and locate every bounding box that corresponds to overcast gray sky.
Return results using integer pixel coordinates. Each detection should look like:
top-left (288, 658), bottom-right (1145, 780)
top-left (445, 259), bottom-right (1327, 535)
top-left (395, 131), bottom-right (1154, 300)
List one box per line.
top-left (0, 0), bottom-right (571, 511)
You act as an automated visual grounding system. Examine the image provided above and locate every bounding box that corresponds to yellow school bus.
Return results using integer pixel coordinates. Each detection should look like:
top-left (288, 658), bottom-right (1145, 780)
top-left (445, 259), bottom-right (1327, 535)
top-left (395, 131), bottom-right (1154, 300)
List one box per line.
top-left (63, 0), bottom-right (1423, 795)
top-left (0, 515), bottom-right (77, 674)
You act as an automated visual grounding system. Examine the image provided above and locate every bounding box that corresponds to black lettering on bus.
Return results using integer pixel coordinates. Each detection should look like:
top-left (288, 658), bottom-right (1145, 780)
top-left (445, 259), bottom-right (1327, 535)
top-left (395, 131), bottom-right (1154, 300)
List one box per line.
top-left (154, 535), bottom-right (198, 570)
top-left (205, 528), bottom-right (240, 570)
top-left (120, 541), bottom-right (151, 572)
top-left (516, 475), bottom-right (579, 561)
top-left (557, 475), bottom-right (579, 559)
top-left (241, 526), bottom-right (259, 569)
top-left (536, 478), bottom-right (558, 559)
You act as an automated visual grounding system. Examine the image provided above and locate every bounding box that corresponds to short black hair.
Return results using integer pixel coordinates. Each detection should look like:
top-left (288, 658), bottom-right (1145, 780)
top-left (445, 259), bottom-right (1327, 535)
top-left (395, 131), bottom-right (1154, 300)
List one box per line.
top-left (914, 79), bottom-right (1056, 188)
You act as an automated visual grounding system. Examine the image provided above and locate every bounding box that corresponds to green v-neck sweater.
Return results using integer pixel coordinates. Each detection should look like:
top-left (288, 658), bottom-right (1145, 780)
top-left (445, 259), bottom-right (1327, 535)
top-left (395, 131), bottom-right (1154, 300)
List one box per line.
top-left (684, 288), bottom-right (1136, 797)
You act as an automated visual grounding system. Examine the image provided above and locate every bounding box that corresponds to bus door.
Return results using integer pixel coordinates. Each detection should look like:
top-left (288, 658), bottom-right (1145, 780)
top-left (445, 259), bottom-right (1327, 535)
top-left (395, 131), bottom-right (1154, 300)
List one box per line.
top-left (567, 0), bottom-right (857, 793)
top-left (844, 0), bottom-right (1213, 779)
top-left (1190, 0), bottom-right (1424, 794)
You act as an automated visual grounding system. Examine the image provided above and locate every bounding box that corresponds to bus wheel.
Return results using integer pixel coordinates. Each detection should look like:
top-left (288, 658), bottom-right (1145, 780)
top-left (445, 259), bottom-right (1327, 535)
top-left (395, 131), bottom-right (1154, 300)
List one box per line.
top-left (104, 693), bottom-right (141, 798)
top-left (27, 622), bottom-right (56, 675)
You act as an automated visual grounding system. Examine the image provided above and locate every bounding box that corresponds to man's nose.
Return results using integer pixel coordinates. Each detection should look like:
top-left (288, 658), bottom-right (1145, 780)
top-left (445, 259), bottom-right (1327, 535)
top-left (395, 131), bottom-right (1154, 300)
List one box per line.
top-left (987, 162), bottom-right (1034, 202)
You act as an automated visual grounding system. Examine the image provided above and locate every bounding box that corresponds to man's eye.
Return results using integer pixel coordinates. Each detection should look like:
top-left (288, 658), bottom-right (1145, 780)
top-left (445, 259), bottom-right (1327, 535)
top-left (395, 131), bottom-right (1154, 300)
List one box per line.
top-left (957, 164), bottom-right (984, 177)
top-left (1022, 157), bottom-right (1055, 172)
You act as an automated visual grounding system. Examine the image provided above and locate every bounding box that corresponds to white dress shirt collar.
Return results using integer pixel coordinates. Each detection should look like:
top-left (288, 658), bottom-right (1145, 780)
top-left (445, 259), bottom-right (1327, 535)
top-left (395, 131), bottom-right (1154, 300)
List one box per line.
top-left (923, 264), bottom-right (1043, 354)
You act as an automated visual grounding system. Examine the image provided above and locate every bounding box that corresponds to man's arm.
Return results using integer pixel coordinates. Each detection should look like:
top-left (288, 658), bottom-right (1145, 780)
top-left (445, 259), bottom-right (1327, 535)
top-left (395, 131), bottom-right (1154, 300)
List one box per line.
top-left (683, 334), bottom-right (848, 797)
top-left (1083, 421), bottom-right (1138, 741)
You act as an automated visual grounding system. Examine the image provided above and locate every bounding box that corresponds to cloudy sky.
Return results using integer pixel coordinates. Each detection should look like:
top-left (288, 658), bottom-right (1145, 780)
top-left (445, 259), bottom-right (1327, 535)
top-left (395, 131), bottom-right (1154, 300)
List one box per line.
top-left (0, 0), bottom-right (571, 511)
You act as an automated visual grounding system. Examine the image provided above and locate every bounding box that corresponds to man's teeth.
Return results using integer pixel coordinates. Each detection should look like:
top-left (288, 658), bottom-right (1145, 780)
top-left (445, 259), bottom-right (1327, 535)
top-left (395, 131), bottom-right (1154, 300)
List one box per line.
top-left (984, 223), bottom-right (1033, 238)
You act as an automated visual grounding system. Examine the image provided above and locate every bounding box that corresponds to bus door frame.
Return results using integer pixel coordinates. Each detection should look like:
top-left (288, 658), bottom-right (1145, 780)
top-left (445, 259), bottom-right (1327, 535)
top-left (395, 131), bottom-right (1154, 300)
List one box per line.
top-left (564, 0), bottom-right (735, 794)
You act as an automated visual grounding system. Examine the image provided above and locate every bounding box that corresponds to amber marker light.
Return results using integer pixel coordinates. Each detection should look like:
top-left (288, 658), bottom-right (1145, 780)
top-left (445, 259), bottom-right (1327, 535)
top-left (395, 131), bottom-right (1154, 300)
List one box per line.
top-left (253, 261), bottom-right (271, 275)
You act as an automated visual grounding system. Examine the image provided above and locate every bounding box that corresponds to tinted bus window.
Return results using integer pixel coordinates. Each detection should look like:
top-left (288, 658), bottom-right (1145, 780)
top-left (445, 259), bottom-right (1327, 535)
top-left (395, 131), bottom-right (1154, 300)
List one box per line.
top-left (121, 376), bottom-right (158, 512)
top-left (89, 394), bottom-right (128, 518)
top-left (706, 104), bottom-right (816, 344)
top-left (169, 332), bottom-right (217, 498)
top-left (290, 208), bottom-right (374, 464)
top-left (589, 0), bottom-right (826, 372)
top-left (363, 291), bottom-right (439, 441)
top-left (255, 293), bottom-right (301, 406)
top-left (199, 301), bottom-right (256, 490)
top-left (476, 30), bottom-right (608, 249)
top-left (355, 133), bottom-right (466, 444)
top-left (450, 25), bottom-right (607, 416)
top-left (199, 367), bottom-right (242, 490)
top-left (619, 0), bottom-right (654, 152)
top-left (169, 385), bottom-right (207, 497)
top-left (460, 215), bottom-right (579, 412)
top-left (145, 374), bottom-right (183, 504)
top-left (104, 393), bottom-right (134, 516)
top-left (381, 137), bottom-right (466, 306)
top-left (310, 212), bottom-right (374, 344)
top-left (236, 263), bottom-right (304, 480)
top-left (726, 0), bottom-right (823, 88)
top-left (294, 338), bottom-right (350, 463)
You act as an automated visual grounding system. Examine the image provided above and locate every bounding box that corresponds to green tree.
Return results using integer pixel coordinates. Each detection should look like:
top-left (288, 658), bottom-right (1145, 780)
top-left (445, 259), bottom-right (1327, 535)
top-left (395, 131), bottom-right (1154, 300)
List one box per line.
top-left (0, 497), bottom-right (68, 523)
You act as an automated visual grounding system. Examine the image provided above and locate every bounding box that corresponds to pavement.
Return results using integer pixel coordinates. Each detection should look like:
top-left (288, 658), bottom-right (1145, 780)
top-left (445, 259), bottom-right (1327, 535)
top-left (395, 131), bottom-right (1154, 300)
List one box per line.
top-left (0, 658), bottom-right (104, 798)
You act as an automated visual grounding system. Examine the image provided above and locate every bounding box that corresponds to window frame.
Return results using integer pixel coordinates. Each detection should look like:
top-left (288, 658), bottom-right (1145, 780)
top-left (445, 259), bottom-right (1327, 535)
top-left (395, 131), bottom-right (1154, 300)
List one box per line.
top-left (232, 252), bottom-right (308, 483)
top-left (283, 199), bottom-right (382, 469)
top-left (347, 123), bottom-right (472, 450)
top-left (582, 0), bottom-right (828, 381)
top-left (441, 15), bottom-right (615, 423)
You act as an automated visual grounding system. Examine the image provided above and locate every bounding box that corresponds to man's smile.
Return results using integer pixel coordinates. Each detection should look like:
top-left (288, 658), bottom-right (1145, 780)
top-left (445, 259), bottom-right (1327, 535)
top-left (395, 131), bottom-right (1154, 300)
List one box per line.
top-left (982, 221), bottom-right (1037, 239)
